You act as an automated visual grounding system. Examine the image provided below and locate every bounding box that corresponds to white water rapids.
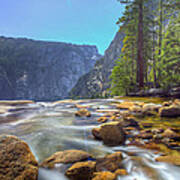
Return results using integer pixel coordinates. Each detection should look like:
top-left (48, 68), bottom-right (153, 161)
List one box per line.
top-left (0, 99), bottom-right (179, 180)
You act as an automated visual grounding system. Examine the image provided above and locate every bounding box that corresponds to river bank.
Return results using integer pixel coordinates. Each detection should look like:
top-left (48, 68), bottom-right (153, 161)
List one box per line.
top-left (0, 97), bottom-right (180, 180)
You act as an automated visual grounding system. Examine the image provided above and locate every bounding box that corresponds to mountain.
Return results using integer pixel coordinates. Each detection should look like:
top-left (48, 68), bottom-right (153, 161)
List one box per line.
top-left (0, 36), bottom-right (100, 100)
top-left (69, 31), bottom-right (124, 98)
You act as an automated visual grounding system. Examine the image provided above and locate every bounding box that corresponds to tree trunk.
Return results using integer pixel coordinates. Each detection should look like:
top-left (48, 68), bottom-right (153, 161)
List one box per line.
top-left (131, 43), bottom-right (135, 82)
top-left (152, 0), bottom-right (157, 87)
top-left (157, 0), bottom-right (163, 82)
top-left (137, 0), bottom-right (144, 88)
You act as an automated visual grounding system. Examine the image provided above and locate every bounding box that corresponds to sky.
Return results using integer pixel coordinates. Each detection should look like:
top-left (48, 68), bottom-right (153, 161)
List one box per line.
top-left (0, 0), bottom-right (125, 54)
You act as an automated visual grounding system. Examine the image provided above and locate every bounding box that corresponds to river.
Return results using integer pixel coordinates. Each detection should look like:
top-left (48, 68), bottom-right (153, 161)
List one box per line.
top-left (0, 98), bottom-right (180, 180)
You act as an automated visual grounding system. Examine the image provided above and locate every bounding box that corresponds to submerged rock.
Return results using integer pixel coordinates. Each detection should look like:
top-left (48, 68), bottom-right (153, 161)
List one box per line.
top-left (41, 150), bottom-right (92, 169)
top-left (0, 135), bottom-right (38, 180)
top-left (173, 99), bottom-right (180, 106)
top-left (159, 105), bottom-right (180, 117)
top-left (65, 161), bottom-right (96, 180)
top-left (142, 103), bottom-right (161, 113)
top-left (155, 155), bottom-right (180, 166)
top-left (99, 122), bottom-right (126, 146)
top-left (92, 171), bottom-right (116, 180)
top-left (97, 116), bottom-right (108, 123)
top-left (161, 129), bottom-right (180, 140)
top-left (122, 116), bottom-right (139, 128)
top-left (115, 169), bottom-right (128, 176)
top-left (96, 152), bottom-right (123, 172)
top-left (92, 128), bottom-right (102, 140)
top-left (116, 101), bottom-right (135, 110)
top-left (75, 109), bottom-right (91, 117)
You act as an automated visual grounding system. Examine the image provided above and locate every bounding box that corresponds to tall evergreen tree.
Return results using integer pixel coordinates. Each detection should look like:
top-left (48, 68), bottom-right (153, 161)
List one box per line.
top-left (111, 0), bottom-right (180, 96)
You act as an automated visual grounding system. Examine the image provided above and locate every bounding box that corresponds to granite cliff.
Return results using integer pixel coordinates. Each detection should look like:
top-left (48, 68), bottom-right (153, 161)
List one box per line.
top-left (70, 32), bottom-right (124, 98)
top-left (0, 37), bottom-right (100, 100)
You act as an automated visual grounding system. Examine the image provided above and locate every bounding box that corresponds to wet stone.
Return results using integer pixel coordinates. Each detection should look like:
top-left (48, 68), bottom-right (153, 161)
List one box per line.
top-left (41, 150), bottom-right (92, 169)
top-left (95, 152), bottom-right (123, 172)
top-left (92, 171), bottom-right (116, 180)
top-left (99, 122), bottom-right (126, 146)
top-left (65, 161), bottom-right (96, 180)
top-left (0, 135), bottom-right (38, 180)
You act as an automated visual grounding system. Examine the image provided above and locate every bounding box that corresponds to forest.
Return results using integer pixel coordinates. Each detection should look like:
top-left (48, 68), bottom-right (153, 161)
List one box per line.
top-left (111, 0), bottom-right (180, 95)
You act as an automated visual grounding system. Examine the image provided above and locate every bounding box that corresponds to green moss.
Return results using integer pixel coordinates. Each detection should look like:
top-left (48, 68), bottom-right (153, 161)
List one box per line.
top-left (115, 96), bottom-right (171, 104)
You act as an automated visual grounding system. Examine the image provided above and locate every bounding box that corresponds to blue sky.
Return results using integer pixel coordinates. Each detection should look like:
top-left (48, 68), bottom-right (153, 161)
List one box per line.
top-left (0, 0), bottom-right (125, 54)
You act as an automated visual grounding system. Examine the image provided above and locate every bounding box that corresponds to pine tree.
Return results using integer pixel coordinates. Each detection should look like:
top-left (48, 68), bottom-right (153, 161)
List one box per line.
top-left (111, 0), bottom-right (180, 96)
top-left (158, 12), bottom-right (180, 88)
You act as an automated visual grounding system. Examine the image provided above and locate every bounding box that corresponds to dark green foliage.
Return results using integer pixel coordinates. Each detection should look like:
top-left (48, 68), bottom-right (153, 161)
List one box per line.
top-left (110, 0), bottom-right (180, 96)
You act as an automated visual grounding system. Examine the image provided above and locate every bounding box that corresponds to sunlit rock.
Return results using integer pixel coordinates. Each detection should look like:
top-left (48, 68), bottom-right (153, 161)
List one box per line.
top-left (65, 161), bottom-right (96, 180)
top-left (155, 155), bottom-right (180, 166)
top-left (115, 169), bottom-right (128, 176)
top-left (97, 116), bottom-right (108, 123)
top-left (159, 104), bottom-right (180, 117)
top-left (95, 152), bottom-right (123, 172)
top-left (92, 171), bottom-right (116, 180)
top-left (161, 129), bottom-right (180, 140)
top-left (122, 116), bottom-right (139, 128)
top-left (116, 101), bottom-right (135, 110)
top-left (0, 135), bottom-right (38, 180)
top-left (75, 109), bottom-right (91, 117)
top-left (41, 150), bottom-right (92, 169)
top-left (92, 128), bottom-right (102, 140)
top-left (99, 122), bottom-right (126, 146)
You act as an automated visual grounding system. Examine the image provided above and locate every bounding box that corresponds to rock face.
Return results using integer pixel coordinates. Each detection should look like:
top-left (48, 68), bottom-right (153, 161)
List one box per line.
top-left (0, 135), bottom-right (38, 180)
top-left (0, 36), bottom-right (100, 100)
top-left (70, 31), bottom-right (124, 98)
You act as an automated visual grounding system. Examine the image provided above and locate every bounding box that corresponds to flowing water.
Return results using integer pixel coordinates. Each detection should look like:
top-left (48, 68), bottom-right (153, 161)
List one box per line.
top-left (0, 99), bottom-right (180, 180)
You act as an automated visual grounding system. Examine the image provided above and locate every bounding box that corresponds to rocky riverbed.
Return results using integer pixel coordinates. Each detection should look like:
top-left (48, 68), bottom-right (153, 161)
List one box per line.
top-left (0, 97), bottom-right (180, 180)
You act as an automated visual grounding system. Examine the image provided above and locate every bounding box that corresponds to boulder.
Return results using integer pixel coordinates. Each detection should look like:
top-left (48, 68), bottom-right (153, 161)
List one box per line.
top-left (98, 117), bottom-right (108, 123)
top-left (142, 103), bottom-right (161, 112)
top-left (116, 101), bottom-right (135, 110)
top-left (99, 122), bottom-right (126, 146)
top-left (92, 171), bottom-right (116, 180)
top-left (75, 109), bottom-right (91, 117)
top-left (115, 169), bottom-right (128, 176)
top-left (110, 115), bottom-right (119, 121)
top-left (96, 152), bottom-right (123, 172)
top-left (92, 128), bottom-right (102, 140)
top-left (141, 103), bottom-right (161, 116)
top-left (53, 99), bottom-right (75, 105)
top-left (122, 116), bottom-right (139, 128)
top-left (96, 109), bottom-right (120, 113)
top-left (140, 122), bottom-right (153, 128)
top-left (155, 155), bottom-right (180, 166)
top-left (75, 104), bottom-right (90, 109)
top-left (162, 101), bottom-right (172, 107)
top-left (129, 105), bottom-right (142, 113)
top-left (137, 130), bottom-right (153, 139)
top-left (41, 150), bottom-right (92, 168)
top-left (0, 135), bottom-right (38, 180)
top-left (66, 161), bottom-right (96, 180)
top-left (173, 99), bottom-right (180, 106)
top-left (161, 129), bottom-right (180, 140)
top-left (159, 105), bottom-right (180, 117)
top-left (0, 106), bottom-right (11, 114)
